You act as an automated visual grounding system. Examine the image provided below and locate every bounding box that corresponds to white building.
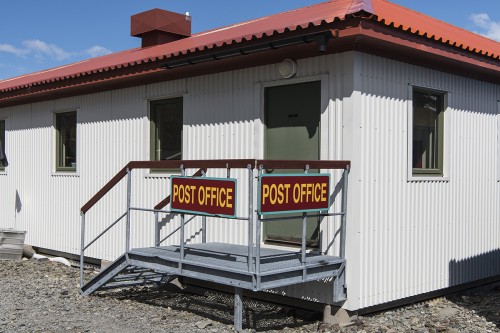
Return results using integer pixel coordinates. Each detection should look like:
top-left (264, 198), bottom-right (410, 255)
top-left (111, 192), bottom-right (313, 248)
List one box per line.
top-left (0, 0), bottom-right (499, 312)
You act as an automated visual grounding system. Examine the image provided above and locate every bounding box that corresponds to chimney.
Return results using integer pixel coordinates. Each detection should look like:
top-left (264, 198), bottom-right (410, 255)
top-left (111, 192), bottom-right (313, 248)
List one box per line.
top-left (131, 9), bottom-right (191, 48)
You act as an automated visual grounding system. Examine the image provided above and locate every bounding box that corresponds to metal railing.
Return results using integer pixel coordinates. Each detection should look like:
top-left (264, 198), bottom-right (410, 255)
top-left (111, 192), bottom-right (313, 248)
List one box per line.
top-left (79, 159), bottom-right (350, 289)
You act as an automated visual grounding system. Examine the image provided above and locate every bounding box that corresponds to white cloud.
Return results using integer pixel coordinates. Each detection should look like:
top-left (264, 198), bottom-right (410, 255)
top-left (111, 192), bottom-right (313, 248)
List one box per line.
top-left (0, 39), bottom-right (112, 66)
top-left (22, 40), bottom-right (73, 61)
top-left (470, 13), bottom-right (500, 41)
top-left (85, 45), bottom-right (112, 58)
top-left (0, 44), bottom-right (30, 57)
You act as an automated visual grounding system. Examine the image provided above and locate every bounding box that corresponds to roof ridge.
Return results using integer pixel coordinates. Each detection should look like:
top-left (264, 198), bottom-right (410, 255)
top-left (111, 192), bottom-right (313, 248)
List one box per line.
top-left (346, 0), bottom-right (375, 16)
top-left (192, 1), bottom-right (332, 39)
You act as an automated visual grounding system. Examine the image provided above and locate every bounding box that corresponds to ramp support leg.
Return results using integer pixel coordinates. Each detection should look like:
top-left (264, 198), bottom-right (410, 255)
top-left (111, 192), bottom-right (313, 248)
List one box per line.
top-left (234, 287), bottom-right (243, 332)
top-left (333, 264), bottom-right (347, 303)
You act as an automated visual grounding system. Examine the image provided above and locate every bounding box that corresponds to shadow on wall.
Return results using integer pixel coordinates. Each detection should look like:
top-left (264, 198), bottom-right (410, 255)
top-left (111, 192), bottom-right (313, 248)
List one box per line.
top-left (449, 249), bottom-right (500, 286)
top-left (448, 249), bottom-right (500, 328)
top-left (15, 190), bottom-right (22, 214)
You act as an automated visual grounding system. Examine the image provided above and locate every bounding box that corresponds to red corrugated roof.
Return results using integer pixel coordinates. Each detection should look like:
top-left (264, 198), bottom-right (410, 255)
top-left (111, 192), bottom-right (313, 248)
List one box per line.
top-left (371, 0), bottom-right (500, 58)
top-left (0, 0), bottom-right (498, 93)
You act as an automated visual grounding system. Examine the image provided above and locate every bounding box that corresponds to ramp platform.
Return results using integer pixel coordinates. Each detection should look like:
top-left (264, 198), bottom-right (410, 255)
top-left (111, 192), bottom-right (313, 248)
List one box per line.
top-left (82, 242), bottom-right (345, 296)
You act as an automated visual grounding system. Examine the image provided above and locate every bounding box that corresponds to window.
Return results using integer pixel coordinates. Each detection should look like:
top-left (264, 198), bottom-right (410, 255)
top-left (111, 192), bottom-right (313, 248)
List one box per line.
top-left (56, 112), bottom-right (77, 171)
top-left (0, 120), bottom-right (5, 170)
top-left (412, 88), bottom-right (445, 175)
top-left (150, 98), bottom-right (183, 163)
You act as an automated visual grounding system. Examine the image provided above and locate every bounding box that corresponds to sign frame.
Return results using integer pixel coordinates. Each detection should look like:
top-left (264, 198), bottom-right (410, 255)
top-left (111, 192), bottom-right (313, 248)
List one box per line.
top-left (257, 173), bottom-right (331, 216)
top-left (170, 176), bottom-right (238, 218)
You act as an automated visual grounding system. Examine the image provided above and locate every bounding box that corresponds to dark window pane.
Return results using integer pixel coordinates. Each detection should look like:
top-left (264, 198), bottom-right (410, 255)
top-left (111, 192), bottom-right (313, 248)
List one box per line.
top-left (56, 112), bottom-right (77, 170)
top-left (413, 90), bottom-right (443, 171)
top-left (151, 98), bottom-right (183, 161)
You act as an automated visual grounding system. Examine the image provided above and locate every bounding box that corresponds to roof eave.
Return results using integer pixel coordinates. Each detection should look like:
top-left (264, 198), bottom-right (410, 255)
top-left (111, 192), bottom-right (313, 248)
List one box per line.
top-left (347, 20), bottom-right (500, 82)
top-left (0, 18), bottom-right (498, 108)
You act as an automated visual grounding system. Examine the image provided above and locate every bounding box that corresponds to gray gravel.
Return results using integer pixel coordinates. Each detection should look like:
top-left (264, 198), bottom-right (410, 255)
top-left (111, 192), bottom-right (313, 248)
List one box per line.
top-left (0, 259), bottom-right (499, 332)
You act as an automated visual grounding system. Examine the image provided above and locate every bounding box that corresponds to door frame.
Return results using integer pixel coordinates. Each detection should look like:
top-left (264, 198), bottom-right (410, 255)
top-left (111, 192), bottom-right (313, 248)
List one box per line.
top-left (256, 73), bottom-right (331, 249)
top-left (258, 74), bottom-right (330, 161)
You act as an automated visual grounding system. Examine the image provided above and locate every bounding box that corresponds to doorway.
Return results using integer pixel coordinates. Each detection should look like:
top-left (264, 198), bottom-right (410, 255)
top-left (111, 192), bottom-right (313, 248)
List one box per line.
top-left (264, 80), bottom-right (321, 247)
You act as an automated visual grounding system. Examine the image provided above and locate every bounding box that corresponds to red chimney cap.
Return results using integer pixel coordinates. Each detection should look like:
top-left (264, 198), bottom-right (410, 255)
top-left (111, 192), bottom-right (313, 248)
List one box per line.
top-left (131, 8), bottom-right (191, 39)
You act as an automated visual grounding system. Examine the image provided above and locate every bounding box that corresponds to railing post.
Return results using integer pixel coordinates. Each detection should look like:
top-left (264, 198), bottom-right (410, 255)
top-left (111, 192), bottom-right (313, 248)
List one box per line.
top-left (301, 213), bottom-right (307, 261)
top-left (256, 165), bottom-right (263, 288)
top-left (80, 212), bottom-right (86, 288)
top-left (301, 165), bottom-right (309, 280)
top-left (125, 168), bottom-right (132, 253)
top-left (247, 164), bottom-right (253, 274)
top-left (154, 212), bottom-right (160, 247)
top-left (201, 169), bottom-right (207, 244)
top-left (179, 165), bottom-right (185, 271)
top-left (340, 166), bottom-right (349, 259)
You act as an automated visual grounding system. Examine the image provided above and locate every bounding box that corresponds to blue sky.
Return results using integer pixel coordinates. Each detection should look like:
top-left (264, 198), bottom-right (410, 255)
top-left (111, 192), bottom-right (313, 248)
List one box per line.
top-left (0, 0), bottom-right (499, 80)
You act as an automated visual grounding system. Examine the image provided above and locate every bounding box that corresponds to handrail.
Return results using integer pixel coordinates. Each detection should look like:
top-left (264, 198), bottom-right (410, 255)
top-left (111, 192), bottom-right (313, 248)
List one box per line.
top-left (81, 165), bottom-right (128, 214)
top-left (154, 168), bottom-right (206, 210)
top-left (80, 159), bottom-right (349, 214)
top-left (80, 159), bottom-right (255, 214)
top-left (129, 159), bottom-right (255, 170)
top-left (256, 160), bottom-right (350, 170)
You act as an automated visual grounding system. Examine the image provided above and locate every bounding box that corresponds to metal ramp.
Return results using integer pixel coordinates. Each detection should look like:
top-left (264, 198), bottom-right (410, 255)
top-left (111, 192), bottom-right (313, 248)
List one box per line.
top-left (79, 160), bottom-right (350, 331)
top-left (82, 243), bottom-right (346, 296)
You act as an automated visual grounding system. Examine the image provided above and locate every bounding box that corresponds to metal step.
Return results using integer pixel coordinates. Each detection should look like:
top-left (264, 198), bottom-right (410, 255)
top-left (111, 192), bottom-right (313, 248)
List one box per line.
top-left (80, 254), bottom-right (176, 296)
top-left (81, 254), bottom-right (129, 295)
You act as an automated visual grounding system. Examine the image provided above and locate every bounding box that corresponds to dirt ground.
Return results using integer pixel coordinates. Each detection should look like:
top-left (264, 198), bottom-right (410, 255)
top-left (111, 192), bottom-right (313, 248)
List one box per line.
top-left (0, 259), bottom-right (499, 333)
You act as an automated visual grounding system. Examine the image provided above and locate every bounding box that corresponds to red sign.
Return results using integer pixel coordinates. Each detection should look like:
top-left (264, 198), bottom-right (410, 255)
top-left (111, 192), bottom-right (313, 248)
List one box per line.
top-left (170, 177), bottom-right (237, 217)
top-left (258, 174), bottom-right (330, 215)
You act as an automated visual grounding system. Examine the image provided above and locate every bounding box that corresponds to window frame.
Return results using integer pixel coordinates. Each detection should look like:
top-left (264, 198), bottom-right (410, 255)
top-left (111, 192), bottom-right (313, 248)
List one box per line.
top-left (407, 85), bottom-right (449, 181)
top-left (148, 97), bottom-right (184, 173)
top-left (0, 119), bottom-right (6, 172)
top-left (54, 110), bottom-right (78, 173)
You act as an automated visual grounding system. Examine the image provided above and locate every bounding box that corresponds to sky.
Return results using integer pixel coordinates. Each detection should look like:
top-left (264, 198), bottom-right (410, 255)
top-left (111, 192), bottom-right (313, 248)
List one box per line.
top-left (0, 0), bottom-right (499, 80)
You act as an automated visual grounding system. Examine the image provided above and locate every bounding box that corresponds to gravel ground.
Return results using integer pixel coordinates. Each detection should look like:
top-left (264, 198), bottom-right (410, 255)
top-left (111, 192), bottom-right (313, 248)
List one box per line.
top-left (0, 259), bottom-right (499, 333)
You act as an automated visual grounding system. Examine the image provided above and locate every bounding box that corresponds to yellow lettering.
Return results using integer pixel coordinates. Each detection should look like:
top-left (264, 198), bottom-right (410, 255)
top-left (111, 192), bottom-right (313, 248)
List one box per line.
top-left (293, 183), bottom-right (300, 203)
top-left (284, 184), bottom-right (291, 203)
top-left (210, 187), bottom-right (216, 206)
top-left (173, 184), bottom-right (179, 203)
top-left (300, 183), bottom-right (307, 202)
top-left (314, 183), bottom-right (321, 202)
top-left (185, 185), bottom-right (192, 204)
top-left (226, 188), bottom-right (233, 208)
top-left (205, 186), bottom-right (211, 205)
top-left (269, 184), bottom-right (277, 205)
top-left (198, 186), bottom-right (205, 205)
top-left (306, 183), bottom-right (313, 202)
top-left (321, 183), bottom-right (327, 202)
top-left (262, 184), bottom-right (270, 205)
top-left (179, 185), bottom-right (186, 203)
top-left (190, 186), bottom-right (196, 204)
top-left (277, 184), bottom-right (284, 204)
top-left (220, 187), bottom-right (226, 207)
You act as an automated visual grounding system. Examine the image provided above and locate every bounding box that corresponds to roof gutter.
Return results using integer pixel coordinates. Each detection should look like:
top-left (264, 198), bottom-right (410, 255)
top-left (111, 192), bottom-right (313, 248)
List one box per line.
top-left (163, 30), bottom-right (338, 69)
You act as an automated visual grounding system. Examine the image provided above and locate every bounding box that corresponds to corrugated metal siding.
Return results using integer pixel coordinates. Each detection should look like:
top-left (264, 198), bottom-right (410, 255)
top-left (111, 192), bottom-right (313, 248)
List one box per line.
top-left (348, 52), bottom-right (500, 309)
top-left (0, 51), bottom-right (499, 311)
